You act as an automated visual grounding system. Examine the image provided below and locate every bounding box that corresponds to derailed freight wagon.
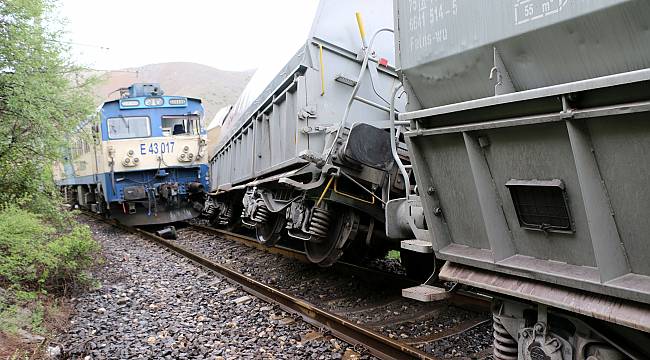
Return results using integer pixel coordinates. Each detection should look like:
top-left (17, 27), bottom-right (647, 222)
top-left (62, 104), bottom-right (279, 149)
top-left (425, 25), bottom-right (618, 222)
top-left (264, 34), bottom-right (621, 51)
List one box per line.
top-left (206, 0), bottom-right (418, 266)
top-left (391, 1), bottom-right (650, 359)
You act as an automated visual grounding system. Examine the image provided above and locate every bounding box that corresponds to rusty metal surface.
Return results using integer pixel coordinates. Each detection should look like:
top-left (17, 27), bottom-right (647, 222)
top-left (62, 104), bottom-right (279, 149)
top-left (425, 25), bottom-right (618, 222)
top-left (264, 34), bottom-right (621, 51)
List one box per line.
top-left (439, 262), bottom-right (650, 333)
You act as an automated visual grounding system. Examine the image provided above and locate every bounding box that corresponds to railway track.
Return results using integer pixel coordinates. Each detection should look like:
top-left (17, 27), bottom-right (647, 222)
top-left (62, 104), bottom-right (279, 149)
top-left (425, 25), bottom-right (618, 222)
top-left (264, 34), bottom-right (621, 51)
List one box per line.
top-left (187, 223), bottom-right (420, 289)
top-left (85, 212), bottom-right (494, 359)
top-left (180, 223), bottom-right (494, 358)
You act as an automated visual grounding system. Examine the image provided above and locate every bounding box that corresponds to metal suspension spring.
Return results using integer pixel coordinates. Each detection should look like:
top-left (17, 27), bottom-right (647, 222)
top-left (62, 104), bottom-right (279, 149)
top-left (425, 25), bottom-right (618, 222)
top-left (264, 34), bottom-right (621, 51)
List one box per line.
top-left (309, 207), bottom-right (332, 238)
top-left (493, 314), bottom-right (518, 360)
top-left (203, 202), bottom-right (216, 217)
top-left (223, 205), bottom-right (233, 221)
top-left (253, 203), bottom-right (270, 223)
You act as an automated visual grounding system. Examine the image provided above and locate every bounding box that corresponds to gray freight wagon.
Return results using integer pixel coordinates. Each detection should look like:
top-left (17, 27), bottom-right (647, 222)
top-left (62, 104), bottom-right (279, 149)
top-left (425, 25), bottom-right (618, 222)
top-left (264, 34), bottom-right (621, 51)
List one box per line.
top-left (207, 0), bottom-right (417, 267)
top-left (391, 1), bottom-right (650, 359)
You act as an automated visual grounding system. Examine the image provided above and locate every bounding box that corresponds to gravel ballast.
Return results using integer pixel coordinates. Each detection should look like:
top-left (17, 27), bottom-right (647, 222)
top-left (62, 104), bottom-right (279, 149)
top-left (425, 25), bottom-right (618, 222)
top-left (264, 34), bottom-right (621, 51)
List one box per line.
top-left (58, 217), bottom-right (367, 359)
top-left (173, 225), bottom-right (494, 358)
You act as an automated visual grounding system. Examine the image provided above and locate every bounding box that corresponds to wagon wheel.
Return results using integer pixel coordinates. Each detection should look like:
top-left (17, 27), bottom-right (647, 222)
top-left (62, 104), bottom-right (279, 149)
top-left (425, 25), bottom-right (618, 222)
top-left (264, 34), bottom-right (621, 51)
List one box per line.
top-left (305, 207), bottom-right (360, 267)
top-left (255, 211), bottom-right (285, 247)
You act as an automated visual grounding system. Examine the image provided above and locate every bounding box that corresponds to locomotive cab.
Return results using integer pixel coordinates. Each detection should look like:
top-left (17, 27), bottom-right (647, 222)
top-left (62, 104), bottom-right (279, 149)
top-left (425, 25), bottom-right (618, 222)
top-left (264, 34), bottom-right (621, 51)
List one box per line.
top-left (55, 83), bottom-right (209, 226)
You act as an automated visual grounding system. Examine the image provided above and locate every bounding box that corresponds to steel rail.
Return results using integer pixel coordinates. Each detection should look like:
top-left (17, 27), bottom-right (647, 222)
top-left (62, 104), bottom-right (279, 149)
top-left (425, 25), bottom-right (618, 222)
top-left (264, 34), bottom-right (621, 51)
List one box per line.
top-left (187, 223), bottom-right (419, 290)
top-left (189, 224), bottom-right (312, 263)
top-left (89, 215), bottom-right (436, 360)
top-left (187, 223), bottom-right (492, 310)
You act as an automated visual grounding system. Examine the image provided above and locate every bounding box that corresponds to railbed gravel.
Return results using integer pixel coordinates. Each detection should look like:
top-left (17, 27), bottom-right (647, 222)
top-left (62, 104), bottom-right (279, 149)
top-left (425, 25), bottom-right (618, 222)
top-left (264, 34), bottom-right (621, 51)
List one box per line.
top-left (58, 216), bottom-right (369, 359)
top-left (171, 225), bottom-right (493, 358)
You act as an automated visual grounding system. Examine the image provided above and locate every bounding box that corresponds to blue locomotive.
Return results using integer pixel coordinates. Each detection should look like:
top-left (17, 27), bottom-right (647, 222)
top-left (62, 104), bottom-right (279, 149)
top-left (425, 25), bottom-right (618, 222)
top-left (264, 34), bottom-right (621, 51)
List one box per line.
top-left (54, 83), bottom-right (209, 225)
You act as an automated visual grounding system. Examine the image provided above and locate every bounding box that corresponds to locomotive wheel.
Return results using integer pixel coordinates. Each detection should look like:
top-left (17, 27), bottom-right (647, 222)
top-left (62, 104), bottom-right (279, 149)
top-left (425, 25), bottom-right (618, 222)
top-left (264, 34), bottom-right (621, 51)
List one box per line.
top-left (305, 207), bottom-right (360, 267)
top-left (255, 212), bottom-right (285, 246)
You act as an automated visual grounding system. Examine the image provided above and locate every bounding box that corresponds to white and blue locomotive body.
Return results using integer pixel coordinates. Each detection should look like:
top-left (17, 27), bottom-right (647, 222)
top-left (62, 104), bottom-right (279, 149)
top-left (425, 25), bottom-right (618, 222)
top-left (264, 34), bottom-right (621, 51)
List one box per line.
top-left (55, 83), bottom-right (209, 225)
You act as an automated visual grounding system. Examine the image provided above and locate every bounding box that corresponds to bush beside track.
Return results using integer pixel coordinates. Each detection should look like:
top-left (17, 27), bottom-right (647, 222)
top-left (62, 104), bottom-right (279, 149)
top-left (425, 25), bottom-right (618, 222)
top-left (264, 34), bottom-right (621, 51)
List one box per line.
top-left (0, 206), bottom-right (98, 295)
top-left (0, 0), bottom-right (99, 356)
top-left (0, 206), bottom-right (100, 356)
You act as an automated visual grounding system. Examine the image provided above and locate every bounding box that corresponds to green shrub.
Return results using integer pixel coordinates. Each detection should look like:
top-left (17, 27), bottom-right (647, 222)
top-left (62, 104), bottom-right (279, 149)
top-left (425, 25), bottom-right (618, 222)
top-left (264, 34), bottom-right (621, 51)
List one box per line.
top-left (0, 205), bottom-right (98, 294)
top-left (46, 225), bottom-right (98, 291)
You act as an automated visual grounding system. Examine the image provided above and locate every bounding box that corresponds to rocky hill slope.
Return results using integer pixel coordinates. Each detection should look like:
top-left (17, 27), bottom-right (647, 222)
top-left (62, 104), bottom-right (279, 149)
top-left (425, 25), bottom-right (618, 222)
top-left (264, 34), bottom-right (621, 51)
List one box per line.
top-left (91, 62), bottom-right (253, 123)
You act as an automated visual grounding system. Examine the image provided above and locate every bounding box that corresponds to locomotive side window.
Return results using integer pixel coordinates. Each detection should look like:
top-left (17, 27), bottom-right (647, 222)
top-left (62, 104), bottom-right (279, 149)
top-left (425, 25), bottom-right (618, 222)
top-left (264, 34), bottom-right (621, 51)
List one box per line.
top-left (161, 115), bottom-right (199, 136)
top-left (107, 116), bottom-right (151, 139)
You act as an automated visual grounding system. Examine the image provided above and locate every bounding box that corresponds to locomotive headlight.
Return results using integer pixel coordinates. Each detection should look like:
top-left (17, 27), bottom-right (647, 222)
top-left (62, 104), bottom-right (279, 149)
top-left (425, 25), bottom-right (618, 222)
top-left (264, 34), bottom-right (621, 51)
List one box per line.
top-left (178, 151), bottom-right (193, 162)
top-left (168, 98), bottom-right (187, 106)
top-left (183, 146), bottom-right (189, 152)
top-left (122, 152), bottom-right (138, 167)
top-left (121, 99), bottom-right (140, 107)
top-left (144, 97), bottom-right (164, 106)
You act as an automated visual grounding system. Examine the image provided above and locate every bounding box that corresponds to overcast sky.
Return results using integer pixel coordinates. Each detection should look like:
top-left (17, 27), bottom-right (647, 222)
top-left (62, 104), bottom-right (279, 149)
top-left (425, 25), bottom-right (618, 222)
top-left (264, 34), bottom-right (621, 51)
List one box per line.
top-left (58, 0), bottom-right (320, 72)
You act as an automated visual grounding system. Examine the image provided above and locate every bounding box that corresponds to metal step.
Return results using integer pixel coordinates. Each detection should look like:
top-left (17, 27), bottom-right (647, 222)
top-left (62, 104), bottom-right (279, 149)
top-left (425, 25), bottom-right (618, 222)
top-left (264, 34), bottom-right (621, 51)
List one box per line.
top-left (401, 239), bottom-right (433, 253)
top-left (402, 285), bottom-right (448, 302)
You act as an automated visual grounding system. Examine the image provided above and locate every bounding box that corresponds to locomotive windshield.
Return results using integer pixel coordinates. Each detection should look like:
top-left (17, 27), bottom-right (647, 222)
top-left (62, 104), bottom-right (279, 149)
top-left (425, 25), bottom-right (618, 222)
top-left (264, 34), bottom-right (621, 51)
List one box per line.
top-left (107, 116), bottom-right (151, 139)
top-left (161, 115), bottom-right (200, 136)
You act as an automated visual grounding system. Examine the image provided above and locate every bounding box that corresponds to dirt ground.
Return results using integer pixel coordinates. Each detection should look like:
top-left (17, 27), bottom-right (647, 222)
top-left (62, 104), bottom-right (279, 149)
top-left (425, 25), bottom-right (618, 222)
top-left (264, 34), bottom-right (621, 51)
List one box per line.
top-left (0, 297), bottom-right (73, 360)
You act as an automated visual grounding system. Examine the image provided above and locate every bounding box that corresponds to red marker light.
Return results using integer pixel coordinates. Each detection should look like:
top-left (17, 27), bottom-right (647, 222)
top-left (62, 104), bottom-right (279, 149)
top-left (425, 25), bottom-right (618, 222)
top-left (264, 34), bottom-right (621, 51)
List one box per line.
top-left (379, 58), bottom-right (388, 67)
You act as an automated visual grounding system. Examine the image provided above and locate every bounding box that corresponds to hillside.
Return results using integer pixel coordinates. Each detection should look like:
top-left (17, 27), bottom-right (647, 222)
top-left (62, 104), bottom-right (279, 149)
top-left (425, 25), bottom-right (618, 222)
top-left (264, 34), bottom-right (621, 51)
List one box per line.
top-left (91, 62), bottom-right (253, 123)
